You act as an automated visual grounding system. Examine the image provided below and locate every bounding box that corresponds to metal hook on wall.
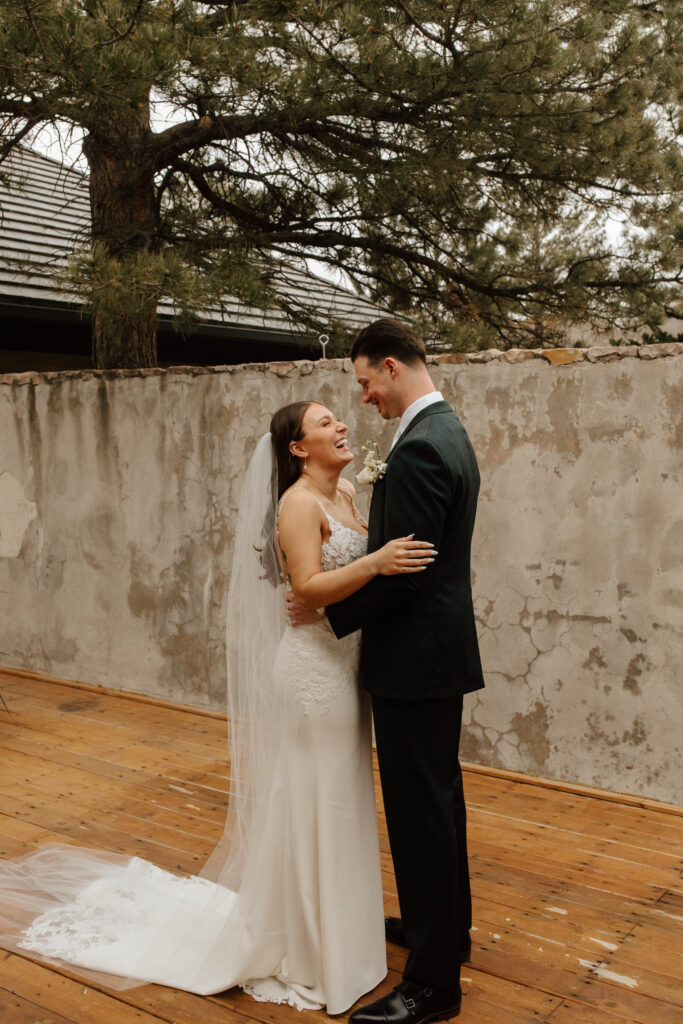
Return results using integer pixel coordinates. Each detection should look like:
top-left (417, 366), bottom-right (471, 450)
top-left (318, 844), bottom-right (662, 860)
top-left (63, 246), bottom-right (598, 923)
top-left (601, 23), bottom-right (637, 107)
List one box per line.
top-left (318, 333), bottom-right (329, 360)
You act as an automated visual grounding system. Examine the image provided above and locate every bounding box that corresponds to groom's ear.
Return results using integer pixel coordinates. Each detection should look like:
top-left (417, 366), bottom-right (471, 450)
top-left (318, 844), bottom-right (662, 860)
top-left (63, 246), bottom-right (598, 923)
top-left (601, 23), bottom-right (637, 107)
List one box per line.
top-left (384, 357), bottom-right (400, 378)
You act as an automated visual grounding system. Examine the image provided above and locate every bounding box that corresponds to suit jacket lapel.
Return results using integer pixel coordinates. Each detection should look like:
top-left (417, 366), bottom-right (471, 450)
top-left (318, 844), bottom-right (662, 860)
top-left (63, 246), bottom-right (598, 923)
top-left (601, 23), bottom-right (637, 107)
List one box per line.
top-left (364, 475), bottom-right (382, 551)
top-left (385, 400), bottom-right (452, 466)
top-left (366, 401), bottom-right (451, 546)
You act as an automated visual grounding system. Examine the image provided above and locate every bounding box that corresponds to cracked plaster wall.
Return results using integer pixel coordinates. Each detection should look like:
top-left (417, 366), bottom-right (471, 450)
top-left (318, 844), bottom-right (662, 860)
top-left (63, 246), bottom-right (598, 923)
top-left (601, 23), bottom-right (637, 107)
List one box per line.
top-left (1, 343), bottom-right (681, 802)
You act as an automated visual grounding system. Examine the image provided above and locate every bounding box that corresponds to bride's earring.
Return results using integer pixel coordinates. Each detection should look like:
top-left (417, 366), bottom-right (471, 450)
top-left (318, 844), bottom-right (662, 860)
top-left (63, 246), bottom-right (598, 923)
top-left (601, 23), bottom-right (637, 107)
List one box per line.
top-left (302, 455), bottom-right (308, 473)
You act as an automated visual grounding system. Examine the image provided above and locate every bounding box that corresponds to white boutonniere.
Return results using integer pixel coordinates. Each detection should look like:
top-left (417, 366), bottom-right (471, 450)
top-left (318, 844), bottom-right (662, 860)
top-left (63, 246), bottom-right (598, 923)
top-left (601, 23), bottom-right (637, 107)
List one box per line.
top-left (356, 440), bottom-right (388, 485)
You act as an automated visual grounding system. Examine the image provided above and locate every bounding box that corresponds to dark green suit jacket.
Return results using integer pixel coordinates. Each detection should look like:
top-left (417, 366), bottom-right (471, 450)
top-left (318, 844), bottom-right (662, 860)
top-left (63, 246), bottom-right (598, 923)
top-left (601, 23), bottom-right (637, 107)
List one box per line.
top-left (327, 400), bottom-right (485, 699)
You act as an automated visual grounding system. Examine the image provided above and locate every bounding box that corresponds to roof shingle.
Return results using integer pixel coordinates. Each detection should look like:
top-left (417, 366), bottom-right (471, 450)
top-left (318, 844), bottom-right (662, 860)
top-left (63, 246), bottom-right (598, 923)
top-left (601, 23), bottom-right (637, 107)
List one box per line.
top-left (0, 146), bottom-right (387, 339)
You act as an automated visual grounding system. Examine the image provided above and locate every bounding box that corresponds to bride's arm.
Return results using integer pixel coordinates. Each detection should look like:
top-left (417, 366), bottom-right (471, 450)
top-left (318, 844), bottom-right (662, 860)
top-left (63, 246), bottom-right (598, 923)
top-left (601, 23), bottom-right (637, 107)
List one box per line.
top-left (277, 489), bottom-right (432, 610)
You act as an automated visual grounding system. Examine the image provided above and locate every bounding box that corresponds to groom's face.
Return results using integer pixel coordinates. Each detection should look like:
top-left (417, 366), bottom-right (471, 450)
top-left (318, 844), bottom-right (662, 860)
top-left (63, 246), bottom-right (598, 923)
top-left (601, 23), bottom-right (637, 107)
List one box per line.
top-left (353, 356), bottom-right (402, 421)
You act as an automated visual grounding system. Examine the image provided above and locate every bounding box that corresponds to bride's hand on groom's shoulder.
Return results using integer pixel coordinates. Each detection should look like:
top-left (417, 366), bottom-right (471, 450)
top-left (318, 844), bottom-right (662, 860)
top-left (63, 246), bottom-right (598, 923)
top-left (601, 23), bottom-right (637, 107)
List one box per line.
top-left (286, 591), bottom-right (325, 628)
top-left (370, 536), bottom-right (436, 576)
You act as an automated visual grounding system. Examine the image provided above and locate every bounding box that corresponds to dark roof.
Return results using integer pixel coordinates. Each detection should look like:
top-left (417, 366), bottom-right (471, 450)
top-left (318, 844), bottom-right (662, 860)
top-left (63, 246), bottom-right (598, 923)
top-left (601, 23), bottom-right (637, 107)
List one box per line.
top-left (0, 146), bottom-right (387, 343)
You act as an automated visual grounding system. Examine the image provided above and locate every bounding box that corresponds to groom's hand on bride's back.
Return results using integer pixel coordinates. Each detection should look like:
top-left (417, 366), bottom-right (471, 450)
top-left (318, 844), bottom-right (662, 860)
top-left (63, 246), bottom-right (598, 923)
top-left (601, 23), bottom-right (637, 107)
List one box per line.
top-left (286, 592), bottom-right (325, 628)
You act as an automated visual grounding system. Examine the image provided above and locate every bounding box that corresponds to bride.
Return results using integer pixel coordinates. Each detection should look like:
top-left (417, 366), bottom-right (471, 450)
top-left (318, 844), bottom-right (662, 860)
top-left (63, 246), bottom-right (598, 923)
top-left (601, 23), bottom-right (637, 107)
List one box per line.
top-left (0, 400), bottom-right (433, 1014)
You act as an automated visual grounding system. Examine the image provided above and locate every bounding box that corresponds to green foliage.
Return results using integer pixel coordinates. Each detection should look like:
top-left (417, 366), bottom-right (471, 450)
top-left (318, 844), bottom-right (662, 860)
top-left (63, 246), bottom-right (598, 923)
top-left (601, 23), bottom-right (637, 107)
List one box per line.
top-left (66, 242), bottom-right (276, 331)
top-left (0, 0), bottom-right (681, 360)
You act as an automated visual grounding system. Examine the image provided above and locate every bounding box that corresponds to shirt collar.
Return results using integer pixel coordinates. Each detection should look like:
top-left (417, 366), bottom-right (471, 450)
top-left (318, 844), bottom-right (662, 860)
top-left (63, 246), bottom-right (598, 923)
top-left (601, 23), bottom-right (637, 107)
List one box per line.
top-left (391, 391), bottom-right (444, 449)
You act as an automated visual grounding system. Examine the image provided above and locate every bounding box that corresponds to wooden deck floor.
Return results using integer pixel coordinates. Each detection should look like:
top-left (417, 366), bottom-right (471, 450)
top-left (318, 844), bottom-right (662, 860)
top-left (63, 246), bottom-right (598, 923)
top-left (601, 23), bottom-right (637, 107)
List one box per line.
top-left (0, 669), bottom-right (682, 1024)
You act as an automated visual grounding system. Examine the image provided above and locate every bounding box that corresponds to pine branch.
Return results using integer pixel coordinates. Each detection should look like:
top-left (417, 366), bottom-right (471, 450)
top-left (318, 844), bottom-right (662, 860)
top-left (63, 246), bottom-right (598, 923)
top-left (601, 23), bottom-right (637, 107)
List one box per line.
top-left (0, 115), bottom-right (41, 160)
top-left (97, 0), bottom-right (145, 48)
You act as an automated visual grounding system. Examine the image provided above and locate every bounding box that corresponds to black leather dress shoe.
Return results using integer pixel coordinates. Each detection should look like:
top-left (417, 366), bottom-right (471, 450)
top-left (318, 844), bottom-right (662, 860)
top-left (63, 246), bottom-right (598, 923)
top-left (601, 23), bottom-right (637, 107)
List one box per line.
top-left (349, 979), bottom-right (461, 1024)
top-left (384, 917), bottom-right (472, 963)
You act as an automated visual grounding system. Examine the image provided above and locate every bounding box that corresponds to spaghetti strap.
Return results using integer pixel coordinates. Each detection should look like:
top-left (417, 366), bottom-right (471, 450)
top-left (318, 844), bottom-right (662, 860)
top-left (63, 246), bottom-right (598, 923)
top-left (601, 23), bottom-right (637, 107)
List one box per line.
top-left (348, 492), bottom-right (368, 530)
top-left (277, 487), bottom-right (329, 523)
top-left (337, 482), bottom-right (368, 531)
top-left (277, 485), bottom-right (366, 541)
top-left (276, 488), bottom-right (293, 519)
top-left (275, 490), bottom-right (296, 587)
top-left (275, 488), bottom-right (329, 588)
top-left (311, 496), bottom-right (330, 520)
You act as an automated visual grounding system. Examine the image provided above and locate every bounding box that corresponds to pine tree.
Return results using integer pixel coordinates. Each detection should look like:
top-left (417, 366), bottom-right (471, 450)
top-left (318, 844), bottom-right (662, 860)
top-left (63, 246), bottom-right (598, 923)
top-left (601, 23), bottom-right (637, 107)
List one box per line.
top-left (1, 0), bottom-right (680, 367)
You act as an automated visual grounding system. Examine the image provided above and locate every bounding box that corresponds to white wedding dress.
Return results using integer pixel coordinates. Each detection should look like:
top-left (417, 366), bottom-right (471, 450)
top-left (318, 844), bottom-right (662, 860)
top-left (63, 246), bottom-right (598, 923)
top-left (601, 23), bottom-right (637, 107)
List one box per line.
top-left (0, 502), bottom-right (386, 1013)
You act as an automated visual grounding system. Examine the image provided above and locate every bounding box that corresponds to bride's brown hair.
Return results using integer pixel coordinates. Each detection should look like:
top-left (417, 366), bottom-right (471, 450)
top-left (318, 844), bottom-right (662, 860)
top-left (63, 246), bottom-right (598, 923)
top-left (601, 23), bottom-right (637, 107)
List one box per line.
top-left (270, 401), bottom-right (313, 500)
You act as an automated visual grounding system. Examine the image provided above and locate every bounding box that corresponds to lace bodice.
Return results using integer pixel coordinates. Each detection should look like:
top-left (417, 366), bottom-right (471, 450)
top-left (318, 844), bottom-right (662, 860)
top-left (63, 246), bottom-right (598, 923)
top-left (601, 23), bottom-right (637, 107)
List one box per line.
top-left (277, 486), bottom-right (368, 578)
top-left (320, 513), bottom-right (368, 570)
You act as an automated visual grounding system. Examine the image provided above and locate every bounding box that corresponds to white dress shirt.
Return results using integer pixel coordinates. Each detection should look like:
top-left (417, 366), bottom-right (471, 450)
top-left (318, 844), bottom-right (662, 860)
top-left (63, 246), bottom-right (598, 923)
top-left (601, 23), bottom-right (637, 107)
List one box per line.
top-left (390, 391), bottom-right (444, 451)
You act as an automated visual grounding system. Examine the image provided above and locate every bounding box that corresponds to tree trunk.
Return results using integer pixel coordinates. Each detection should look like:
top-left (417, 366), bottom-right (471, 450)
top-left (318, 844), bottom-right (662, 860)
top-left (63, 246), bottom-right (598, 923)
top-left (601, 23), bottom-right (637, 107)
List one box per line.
top-left (83, 108), bottom-right (159, 369)
top-left (91, 304), bottom-right (158, 370)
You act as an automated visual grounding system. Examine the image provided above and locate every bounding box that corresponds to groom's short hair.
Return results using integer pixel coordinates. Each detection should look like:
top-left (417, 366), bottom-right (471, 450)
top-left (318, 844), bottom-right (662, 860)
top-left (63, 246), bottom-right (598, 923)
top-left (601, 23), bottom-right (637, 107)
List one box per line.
top-left (351, 318), bottom-right (427, 367)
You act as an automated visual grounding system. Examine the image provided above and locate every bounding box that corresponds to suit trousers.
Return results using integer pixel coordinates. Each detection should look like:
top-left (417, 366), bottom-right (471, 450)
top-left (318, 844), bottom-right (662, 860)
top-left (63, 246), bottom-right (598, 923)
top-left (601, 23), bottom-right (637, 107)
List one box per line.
top-left (371, 693), bottom-right (472, 988)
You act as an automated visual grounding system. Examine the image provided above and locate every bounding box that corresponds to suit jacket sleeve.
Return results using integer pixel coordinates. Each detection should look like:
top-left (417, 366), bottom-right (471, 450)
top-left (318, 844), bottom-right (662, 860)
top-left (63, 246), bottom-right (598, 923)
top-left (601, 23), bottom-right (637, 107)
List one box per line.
top-left (326, 437), bottom-right (452, 639)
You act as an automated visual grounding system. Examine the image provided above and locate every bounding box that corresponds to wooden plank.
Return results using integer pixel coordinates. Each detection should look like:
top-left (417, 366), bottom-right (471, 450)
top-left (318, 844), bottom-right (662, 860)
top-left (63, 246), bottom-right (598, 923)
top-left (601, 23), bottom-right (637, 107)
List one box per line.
top-left (472, 946), bottom-right (683, 1023)
top-left (469, 821), bottom-right (681, 888)
top-left (0, 790), bottom-right (207, 875)
top-left (1, 679), bottom-right (226, 744)
top-left (0, 836), bottom-right (39, 860)
top-left (1, 788), bottom-right (218, 857)
top-left (625, 921), bottom-right (683, 958)
top-left (0, 734), bottom-right (230, 825)
top-left (468, 861), bottom-right (666, 921)
top-left (546, 1001), bottom-right (641, 1024)
top-left (1, 746), bottom-right (229, 819)
top-left (465, 778), bottom-right (683, 839)
top-left (466, 839), bottom-right (663, 913)
top-left (0, 705), bottom-right (229, 778)
top-left (471, 920), bottom-right (683, 1005)
top-left (0, 744), bottom-right (227, 835)
top-left (469, 802), bottom-right (683, 861)
top-left (468, 840), bottom-right (667, 905)
top-left (466, 776), bottom-right (683, 842)
top-left (0, 742), bottom-right (219, 799)
top-left (632, 902), bottom-right (683, 935)
top-left (0, 953), bottom-right (260, 1024)
top-left (0, 666), bottom-right (226, 721)
top-left (467, 803), bottom-right (683, 859)
top-left (1, 674), bottom-right (682, 1024)
top-left (1, 792), bottom-right (224, 868)
top-left (0, 952), bottom-right (170, 1024)
top-left (0, 987), bottom-right (77, 1024)
top-left (469, 875), bottom-right (646, 931)
top-left (660, 890), bottom-right (683, 911)
top-left (469, 906), bottom-right (627, 960)
top-left (462, 762), bottom-right (683, 818)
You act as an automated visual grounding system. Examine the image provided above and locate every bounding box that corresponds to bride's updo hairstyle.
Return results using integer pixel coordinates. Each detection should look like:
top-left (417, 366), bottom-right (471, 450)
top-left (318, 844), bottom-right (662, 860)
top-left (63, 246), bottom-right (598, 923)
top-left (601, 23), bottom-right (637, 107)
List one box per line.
top-left (270, 401), bottom-right (313, 500)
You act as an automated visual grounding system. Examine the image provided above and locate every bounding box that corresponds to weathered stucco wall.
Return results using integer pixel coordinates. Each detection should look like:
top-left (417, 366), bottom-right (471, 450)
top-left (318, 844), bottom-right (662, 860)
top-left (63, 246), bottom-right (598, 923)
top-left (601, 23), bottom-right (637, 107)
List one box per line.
top-left (1, 343), bottom-right (681, 802)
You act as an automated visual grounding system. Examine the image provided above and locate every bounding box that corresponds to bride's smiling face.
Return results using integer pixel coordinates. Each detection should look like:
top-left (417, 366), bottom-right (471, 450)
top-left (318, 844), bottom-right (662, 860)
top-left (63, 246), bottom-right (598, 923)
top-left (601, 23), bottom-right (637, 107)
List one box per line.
top-left (292, 404), bottom-right (354, 471)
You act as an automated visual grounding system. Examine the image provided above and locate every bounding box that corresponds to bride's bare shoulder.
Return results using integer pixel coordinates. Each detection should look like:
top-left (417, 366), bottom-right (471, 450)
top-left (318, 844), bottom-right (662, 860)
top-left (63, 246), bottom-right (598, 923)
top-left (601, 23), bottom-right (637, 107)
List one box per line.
top-left (277, 487), bottom-right (326, 551)
top-left (277, 486), bottom-right (323, 524)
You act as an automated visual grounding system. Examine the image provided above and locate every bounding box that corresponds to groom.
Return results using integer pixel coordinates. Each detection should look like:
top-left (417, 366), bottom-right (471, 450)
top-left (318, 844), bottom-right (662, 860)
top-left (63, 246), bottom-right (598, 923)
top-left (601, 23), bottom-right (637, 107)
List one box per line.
top-left (292, 318), bottom-right (484, 1022)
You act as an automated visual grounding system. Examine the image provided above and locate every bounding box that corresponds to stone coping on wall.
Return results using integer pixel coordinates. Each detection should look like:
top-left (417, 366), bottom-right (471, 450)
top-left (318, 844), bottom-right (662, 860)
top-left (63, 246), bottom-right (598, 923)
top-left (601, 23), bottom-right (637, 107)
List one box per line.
top-left (1, 340), bottom-right (681, 387)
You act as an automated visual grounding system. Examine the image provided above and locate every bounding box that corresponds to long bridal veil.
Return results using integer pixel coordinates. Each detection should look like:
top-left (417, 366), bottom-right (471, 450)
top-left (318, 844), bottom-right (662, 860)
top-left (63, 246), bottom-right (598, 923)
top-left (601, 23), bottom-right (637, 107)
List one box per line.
top-left (202, 432), bottom-right (286, 889)
top-left (0, 432), bottom-right (297, 995)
